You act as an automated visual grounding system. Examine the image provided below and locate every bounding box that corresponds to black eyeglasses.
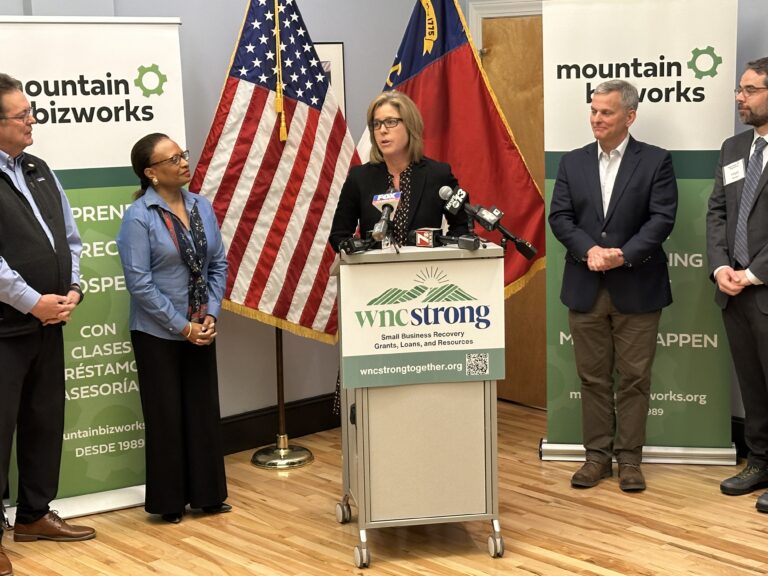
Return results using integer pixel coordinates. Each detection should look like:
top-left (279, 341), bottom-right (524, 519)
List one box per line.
top-left (0, 108), bottom-right (33, 122)
top-left (734, 86), bottom-right (768, 97)
top-left (372, 118), bottom-right (403, 131)
top-left (149, 150), bottom-right (189, 167)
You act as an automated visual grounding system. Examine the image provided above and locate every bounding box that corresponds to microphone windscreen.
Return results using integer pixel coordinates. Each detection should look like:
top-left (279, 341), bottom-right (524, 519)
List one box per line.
top-left (438, 185), bottom-right (454, 201)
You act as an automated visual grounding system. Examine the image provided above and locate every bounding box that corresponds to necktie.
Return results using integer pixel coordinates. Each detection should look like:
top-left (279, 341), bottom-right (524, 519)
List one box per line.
top-left (734, 137), bottom-right (767, 267)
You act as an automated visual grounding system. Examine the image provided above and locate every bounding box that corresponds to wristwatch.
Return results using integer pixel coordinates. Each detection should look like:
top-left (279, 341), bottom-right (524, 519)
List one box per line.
top-left (69, 283), bottom-right (84, 305)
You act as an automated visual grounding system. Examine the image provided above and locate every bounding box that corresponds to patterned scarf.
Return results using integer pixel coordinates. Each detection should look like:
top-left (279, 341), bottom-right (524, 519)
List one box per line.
top-left (154, 202), bottom-right (209, 322)
top-left (389, 163), bottom-right (414, 245)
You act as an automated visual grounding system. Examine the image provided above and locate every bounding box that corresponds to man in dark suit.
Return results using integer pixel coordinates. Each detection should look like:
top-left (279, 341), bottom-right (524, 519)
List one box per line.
top-left (549, 79), bottom-right (678, 492)
top-left (0, 73), bottom-right (95, 576)
top-left (707, 57), bottom-right (768, 511)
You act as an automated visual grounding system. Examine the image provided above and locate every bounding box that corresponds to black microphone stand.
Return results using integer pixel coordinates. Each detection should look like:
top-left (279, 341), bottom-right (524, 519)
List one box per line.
top-left (470, 213), bottom-right (537, 260)
top-left (495, 223), bottom-right (537, 260)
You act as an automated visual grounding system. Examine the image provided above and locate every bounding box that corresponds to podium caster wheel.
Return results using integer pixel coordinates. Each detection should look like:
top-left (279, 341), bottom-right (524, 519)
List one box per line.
top-left (488, 534), bottom-right (504, 558)
top-left (335, 502), bottom-right (351, 524)
top-left (354, 545), bottom-right (370, 568)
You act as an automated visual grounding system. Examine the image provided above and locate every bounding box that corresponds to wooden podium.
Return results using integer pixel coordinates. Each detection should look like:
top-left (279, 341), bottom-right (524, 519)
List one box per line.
top-left (334, 244), bottom-right (505, 568)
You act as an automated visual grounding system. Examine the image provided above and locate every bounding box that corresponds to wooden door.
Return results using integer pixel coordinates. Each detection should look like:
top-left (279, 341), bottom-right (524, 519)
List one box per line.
top-left (481, 15), bottom-right (546, 407)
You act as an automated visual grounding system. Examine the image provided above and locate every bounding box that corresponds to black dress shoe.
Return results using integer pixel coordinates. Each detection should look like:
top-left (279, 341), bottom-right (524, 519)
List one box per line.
top-left (161, 513), bottom-right (183, 524)
top-left (720, 464), bottom-right (768, 495)
top-left (757, 490), bottom-right (768, 513)
top-left (202, 503), bottom-right (232, 514)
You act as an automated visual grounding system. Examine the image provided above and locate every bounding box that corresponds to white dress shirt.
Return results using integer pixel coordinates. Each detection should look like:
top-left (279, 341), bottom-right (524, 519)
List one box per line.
top-left (598, 134), bottom-right (630, 216)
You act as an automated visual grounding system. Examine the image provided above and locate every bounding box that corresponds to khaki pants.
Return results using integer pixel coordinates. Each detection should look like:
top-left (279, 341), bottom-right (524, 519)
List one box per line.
top-left (568, 286), bottom-right (661, 465)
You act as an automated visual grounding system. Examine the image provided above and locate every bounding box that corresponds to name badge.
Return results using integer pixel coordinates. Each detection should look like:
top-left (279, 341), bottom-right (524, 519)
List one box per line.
top-left (723, 159), bottom-right (745, 186)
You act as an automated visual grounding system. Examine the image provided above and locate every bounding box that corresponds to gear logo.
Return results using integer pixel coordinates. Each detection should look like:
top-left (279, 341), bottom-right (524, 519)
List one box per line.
top-left (687, 46), bottom-right (722, 79)
top-left (134, 64), bottom-right (168, 97)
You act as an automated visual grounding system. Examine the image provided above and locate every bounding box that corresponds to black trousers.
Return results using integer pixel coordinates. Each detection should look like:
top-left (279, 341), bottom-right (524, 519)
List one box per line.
top-left (131, 331), bottom-right (227, 515)
top-left (0, 325), bottom-right (64, 524)
top-left (722, 287), bottom-right (768, 468)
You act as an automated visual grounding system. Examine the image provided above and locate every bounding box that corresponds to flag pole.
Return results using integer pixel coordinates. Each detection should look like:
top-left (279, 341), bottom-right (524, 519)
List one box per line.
top-left (251, 327), bottom-right (314, 469)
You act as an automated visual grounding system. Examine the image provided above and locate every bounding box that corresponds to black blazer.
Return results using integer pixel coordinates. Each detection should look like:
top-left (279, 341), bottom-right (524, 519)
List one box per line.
top-left (707, 129), bottom-right (768, 311)
top-left (328, 157), bottom-right (469, 251)
top-left (549, 136), bottom-right (678, 314)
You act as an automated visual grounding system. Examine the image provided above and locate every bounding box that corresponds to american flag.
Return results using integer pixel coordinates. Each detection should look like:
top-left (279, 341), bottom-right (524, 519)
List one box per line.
top-left (373, 0), bottom-right (545, 294)
top-left (191, 0), bottom-right (359, 343)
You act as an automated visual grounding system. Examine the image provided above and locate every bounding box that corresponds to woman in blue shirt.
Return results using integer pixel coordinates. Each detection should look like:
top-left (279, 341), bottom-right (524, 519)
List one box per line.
top-left (117, 133), bottom-right (230, 524)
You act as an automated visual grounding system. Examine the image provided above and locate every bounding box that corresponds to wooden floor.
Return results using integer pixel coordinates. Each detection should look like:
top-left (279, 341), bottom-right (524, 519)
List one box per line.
top-left (4, 401), bottom-right (768, 575)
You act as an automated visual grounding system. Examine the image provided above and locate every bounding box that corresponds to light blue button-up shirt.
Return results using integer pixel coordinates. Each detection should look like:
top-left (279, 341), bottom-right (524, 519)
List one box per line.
top-left (116, 187), bottom-right (228, 340)
top-left (0, 149), bottom-right (82, 314)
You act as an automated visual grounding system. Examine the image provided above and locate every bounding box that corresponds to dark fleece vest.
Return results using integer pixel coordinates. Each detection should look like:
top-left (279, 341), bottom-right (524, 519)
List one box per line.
top-left (0, 153), bottom-right (72, 336)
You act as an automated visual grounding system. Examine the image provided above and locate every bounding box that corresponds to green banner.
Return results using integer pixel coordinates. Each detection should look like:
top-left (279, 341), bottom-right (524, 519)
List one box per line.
top-left (60, 179), bottom-right (145, 496)
top-left (1, 16), bottom-right (186, 513)
top-left (542, 0), bottom-right (737, 460)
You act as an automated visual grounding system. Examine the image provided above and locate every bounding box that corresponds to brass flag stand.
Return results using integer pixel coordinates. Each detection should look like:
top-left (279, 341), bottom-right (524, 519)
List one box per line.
top-left (251, 327), bottom-right (314, 469)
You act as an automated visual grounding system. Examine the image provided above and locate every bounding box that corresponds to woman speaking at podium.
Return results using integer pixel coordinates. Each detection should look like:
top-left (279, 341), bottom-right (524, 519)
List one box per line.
top-left (329, 91), bottom-right (469, 251)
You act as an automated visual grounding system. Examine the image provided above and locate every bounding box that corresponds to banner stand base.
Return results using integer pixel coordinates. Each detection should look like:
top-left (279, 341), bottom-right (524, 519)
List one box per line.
top-left (539, 439), bottom-right (737, 465)
top-left (3, 485), bottom-right (145, 526)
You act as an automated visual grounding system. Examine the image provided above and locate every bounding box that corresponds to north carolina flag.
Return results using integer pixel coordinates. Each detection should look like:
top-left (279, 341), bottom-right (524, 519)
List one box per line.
top-left (381, 0), bottom-right (545, 294)
top-left (191, 0), bottom-right (359, 343)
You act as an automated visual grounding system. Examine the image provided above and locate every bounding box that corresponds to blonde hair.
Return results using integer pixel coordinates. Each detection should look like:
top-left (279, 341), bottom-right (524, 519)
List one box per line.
top-left (366, 91), bottom-right (424, 164)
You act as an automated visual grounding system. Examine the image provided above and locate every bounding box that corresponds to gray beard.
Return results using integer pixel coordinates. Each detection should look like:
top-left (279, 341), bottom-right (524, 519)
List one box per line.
top-left (742, 109), bottom-right (768, 128)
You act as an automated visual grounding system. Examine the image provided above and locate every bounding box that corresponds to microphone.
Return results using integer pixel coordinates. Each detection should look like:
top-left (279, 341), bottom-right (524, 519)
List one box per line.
top-left (439, 186), bottom-right (537, 260)
top-left (409, 228), bottom-right (441, 247)
top-left (338, 236), bottom-right (373, 254)
top-left (408, 228), bottom-right (481, 250)
top-left (440, 234), bottom-right (481, 251)
top-left (371, 188), bottom-right (401, 242)
top-left (439, 185), bottom-right (466, 215)
top-left (24, 162), bottom-right (37, 175)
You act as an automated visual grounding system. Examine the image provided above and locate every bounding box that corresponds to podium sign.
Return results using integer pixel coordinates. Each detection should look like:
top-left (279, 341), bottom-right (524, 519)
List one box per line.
top-left (339, 246), bottom-right (505, 388)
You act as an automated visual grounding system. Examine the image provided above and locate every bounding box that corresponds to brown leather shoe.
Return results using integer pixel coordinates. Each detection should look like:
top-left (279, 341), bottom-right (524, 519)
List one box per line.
top-left (0, 543), bottom-right (12, 576)
top-left (13, 511), bottom-right (95, 542)
top-left (619, 463), bottom-right (646, 492)
top-left (571, 460), bottom-right (612, 488)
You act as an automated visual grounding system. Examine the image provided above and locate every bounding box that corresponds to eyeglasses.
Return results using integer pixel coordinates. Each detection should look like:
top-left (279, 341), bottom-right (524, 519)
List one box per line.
top-left (372, 117), bottom-right (403, 131)
top-left (734, 86), bottom-right (768, 96)
top-left (0, 108), bottom-right (33, 122)
top-left (149, 150), bottom-right (189, 167)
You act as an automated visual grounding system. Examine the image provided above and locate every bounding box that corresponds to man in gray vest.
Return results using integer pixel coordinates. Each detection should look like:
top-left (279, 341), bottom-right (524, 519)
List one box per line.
top-left (0, 73), bottom-right (94, 576)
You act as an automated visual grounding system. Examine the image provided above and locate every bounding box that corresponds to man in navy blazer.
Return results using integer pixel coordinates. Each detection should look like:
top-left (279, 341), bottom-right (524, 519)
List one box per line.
top-left (549, 79), bottom-right (677, 492)
top-left (707, 57), bottom-right (768, 510)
